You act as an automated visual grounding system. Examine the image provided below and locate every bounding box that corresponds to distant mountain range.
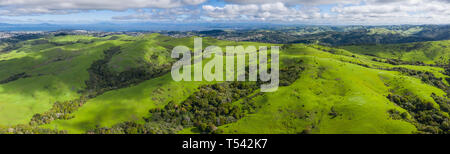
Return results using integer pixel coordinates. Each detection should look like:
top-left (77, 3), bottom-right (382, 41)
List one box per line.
top-left (166, 24), bottom-right (450, 45)
top-left (1, 24), bottom-right (449, 46)
top-left (0, 22), bottom-right (299, 32)
top-left (0, 22), bottom-right (448, 32)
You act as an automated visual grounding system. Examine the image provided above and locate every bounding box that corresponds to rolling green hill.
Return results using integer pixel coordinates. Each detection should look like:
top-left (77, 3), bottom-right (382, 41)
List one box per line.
top-left (0, 34), bottom-right (449, 134)
top-left (218, 45), bottom-right (447, 134)
top-left (340, 40), bottom-right (450, 65)
top-left (0, 35), bottom-right (125, 126)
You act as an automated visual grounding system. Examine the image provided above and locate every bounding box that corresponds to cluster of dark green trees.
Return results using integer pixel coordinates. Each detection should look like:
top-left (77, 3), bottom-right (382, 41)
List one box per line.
top-left (444, 65), bottom-right (450, 90)
top-left (0, 72), bottom-right (30, 84)
top-left (431, 93), bottom-right (450, 114)
top-left (0, 124), bottom-right (65, 134)
top-left (383, 58), bottom-right (427, 66)
top-left (387, 109), bottom-right (409, 120)
top-left (30, 96), bottom-right (89, 125)
top-left (151, 82), bottom-right (260, 133)
top-left (280, 64), bottom-right (305, 86)
top-left (387, 93), bottom-right (450, 134)
top-left (444, 65), bottom-right (450, 76)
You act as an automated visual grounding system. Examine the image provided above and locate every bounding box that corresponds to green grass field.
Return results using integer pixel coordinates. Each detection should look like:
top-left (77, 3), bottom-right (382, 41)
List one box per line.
top-left (340, 40), bottom-right (450, 65)
top-left (218, 46), bottom-right (446, 134)
top-left (0, 36), bottom-right (127, 126)
top-left (0, 34), bottom-right (448, 134)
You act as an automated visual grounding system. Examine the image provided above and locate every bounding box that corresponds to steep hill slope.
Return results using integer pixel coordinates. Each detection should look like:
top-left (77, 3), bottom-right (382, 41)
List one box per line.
top-left (340, 40), bottom-right (450, 65)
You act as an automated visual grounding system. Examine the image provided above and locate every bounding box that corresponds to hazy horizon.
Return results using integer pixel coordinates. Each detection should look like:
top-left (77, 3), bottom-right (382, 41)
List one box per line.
top-left (0, 22), bottom-right (448, 32)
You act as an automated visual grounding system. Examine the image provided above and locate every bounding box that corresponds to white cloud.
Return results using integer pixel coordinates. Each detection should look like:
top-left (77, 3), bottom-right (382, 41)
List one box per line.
top-left (199, 0), bottom-right (450, 24)
top-left (223, 0), bottom-right (361, 6)
top-left (0, 0), bottom-right (206, 15)
top-left (0, 0), bottom-right (449, 24)
top-left (202, 2), bottom-right (324, 22)
top-left (331, 0), bottom-right (450, 24)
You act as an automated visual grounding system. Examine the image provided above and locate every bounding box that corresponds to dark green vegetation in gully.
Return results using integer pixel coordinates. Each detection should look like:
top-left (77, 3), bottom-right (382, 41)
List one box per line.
top-left (88, 60), bottom-right (304, 134)
top-left (0, 31), bottom-right (449, 134)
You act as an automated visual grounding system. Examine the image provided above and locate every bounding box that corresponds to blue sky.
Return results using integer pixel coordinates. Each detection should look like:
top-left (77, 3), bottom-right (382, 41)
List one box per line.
top-left (0, 0), bottom-right (449, 25)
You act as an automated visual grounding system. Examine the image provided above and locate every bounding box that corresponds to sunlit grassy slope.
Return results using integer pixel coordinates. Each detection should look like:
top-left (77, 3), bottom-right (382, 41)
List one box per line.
top-left (43, 74), bottom-right (212, 133)
top-left (218, 45), bottom-right (447, 134)
top-left (0, 34), bottom-right (448, 134)
top-left (340, 40), bottom-right (450, 65)
top-left (0, 35), bottom-right (128, 126)
top-left (41, 35), bottom-right (277, 133)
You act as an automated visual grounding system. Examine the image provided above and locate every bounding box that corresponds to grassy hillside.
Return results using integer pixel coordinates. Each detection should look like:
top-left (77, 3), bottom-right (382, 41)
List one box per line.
top-left (340, 40), bottom-right (450, 65)
top-left (0, 34), bottom-right (449, 134)
top-left (218, 45), bottom-right (447, 134)
top-left (41, 36), bottom-right (277, 133)
top-left (0, 35), bottom-right (126, 126)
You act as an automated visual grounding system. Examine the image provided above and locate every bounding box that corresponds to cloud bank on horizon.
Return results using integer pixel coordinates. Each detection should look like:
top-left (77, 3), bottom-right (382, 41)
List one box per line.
top-left (0, 0), bottom-right (449, 24)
